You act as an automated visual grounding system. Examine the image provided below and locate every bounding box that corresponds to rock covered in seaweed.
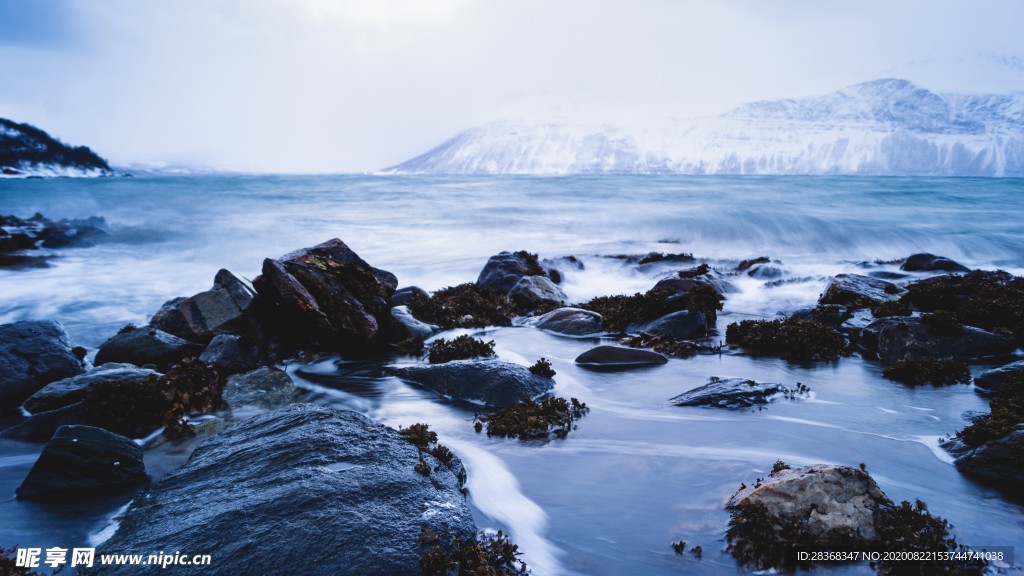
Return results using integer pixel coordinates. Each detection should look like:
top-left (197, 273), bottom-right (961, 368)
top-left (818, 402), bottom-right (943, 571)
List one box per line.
top-left (23, 362), bottom-right (159, 414)
top-left (93, 405), bottom-right (476, 576)
top-left (671, 377), bottom-right (808, 409)
top-left (0, 320), bottom-right (85, 410)
top-left (860, 315), bottom-right (1013, 362)
top-left (974, 360), bottom-right (1024, 395)
top-left (476, 250), bottom-right (546, 295)
top-left (819, 274), bottom-right (905, 309)
top-left (900, 253), bottom-right (969, 273)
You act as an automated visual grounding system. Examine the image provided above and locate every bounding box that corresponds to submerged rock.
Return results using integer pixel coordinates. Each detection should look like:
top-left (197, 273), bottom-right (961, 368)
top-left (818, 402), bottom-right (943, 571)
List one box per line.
top-left (575, 345), bottom-right (668, 369)
top-left (670, 377), bottom-right (804, 409)
top-left (861, 316), bottom-right (1013, 362)
top-left (16, 425), bottom-right (146, 501)
top-left (0, 320), bottom-right (85, 410)
top-left (819, 274), bottom-right (905, 309)
top-left (391, 305), bottom-right (439, 339)
top-left (900, 253), bottom-right (969, 273)
top-left (94, 405), bottom-right (475, 575)
top-left (393, 360), bottom-right (554, 408)
top-left (629, 309), bottom-right (706, 340)
top-left (521, 307), bottom-right (603, 336)
top-left (974, 360), bottom-right (1024, 394)
top-left (23, 363), bottom-right (159, 414)
top-left (223, 367), bottom-right (296, 410)
top-left (94, 325), bottom-right (202, 371)
top-left (391, 286), bottom-right (428, 307)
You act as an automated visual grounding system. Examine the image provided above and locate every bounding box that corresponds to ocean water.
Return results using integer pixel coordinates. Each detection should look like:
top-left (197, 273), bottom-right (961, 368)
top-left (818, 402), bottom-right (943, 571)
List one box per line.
top-left (1, 175), bottom-right (1023, 574)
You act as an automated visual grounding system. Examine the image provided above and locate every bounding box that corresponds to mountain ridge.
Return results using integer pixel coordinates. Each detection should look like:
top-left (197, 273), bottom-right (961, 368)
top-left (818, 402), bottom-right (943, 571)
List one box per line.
top-left (0, 118), bottom-right (112, 177)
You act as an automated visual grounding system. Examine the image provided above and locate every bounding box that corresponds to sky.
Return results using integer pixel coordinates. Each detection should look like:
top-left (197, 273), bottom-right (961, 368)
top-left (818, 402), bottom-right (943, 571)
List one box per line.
top-left (1, 0), bottom-right (1022, 173)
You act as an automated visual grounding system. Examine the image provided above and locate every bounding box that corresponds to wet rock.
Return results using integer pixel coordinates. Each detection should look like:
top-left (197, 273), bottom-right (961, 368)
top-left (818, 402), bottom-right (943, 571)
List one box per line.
top-left (726, 318), bottom-right (848, 361)
top-left (867, 270), bottom-right (911, 281)
top-left (521, 307), bottom-right (603, 336)
top-left (16, 425), bottom-right (147, 501)
top-left (23, 363), bottom-right (159, 414)
top-left (149, 296), bottom-right (196, 340)
top-left (904, 270), bottom-right (1024, 345)
top-left (726, 465), bottom-right (890, 560)
top-left (944, 430), bottom-right (1024, 485)
top-left (790, 304), bottom-right (848, 327)
top-left (391, 286), bottom-right (428, 307)
top-left (393, 360), bottom-right (554, 408)
top-left (94, 325), bottom-right (202, 372)
top-left (819, 274), bottom-right (905, 309)
top-left (655, 266), bottom-right (738, 295)
top-left (0, 320), bottom-right (85, 410)
top-left (223, 367), bottom-right (296, 410)
top-left (509, 275), bottom-right (568, 309)
top-left (198, 334), bottom-right (261, 376)
top-left (901, 253), bottom-right (970, 273)
top-left (406, 283), bottom-right (515, 329)
top-left (575, 345), bottom-right (668, 369)
top-left (670, 377), bottom-right (802, 408)
top-left (176, 269), bottom-right (256, 341)
top-left (737, 256), bottom-right (770, 271)
top-left (540, 255), bottom-right (584, 284)
top-left (391, 305), bottom-right (438, 339)
top-left (974, 360), bottom-right (1024, 394)
top-left (253, 239), bottom-right (395, 348)
top-left (620, 333), bottom-right (717, 358)
top-left (476, 250), bottom-right (545, 294)
top-left (861, 316), bottom-right (1014, 362)
top-left (94, 405), bottom-right (475, 575)
top-left (629, 310), bottom-right (706, 340)
top-left (746, 264), bottom-right (784, 280)
top-left (0, 403), bottom-right (85, 442)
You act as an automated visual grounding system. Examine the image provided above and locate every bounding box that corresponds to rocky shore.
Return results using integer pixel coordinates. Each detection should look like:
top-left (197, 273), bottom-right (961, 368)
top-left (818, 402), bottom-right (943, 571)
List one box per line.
top-left (2, 238), bottom-right (1022, 574)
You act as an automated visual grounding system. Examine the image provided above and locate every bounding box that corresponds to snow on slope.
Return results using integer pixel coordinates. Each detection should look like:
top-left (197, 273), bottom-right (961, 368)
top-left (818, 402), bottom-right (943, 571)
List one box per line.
top-left (384, 79), bottom-right (1024, 176)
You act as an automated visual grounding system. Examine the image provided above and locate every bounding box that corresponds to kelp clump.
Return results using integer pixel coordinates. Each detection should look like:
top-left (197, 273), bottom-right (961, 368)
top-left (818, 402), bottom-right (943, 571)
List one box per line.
top-left (581, 283), bottom-right (724, 332)
top-left (477, 397), bottom-right (589, 440)
top-left (726, 318), bottom-right (848, 361)
top-left (956, 373), bottom-right (1024, 447)
top-left (872, 500), bottom-right (986, 576)
top-left (428, 335), bottom-right (496, 364)
top-left (161, 357), bottom-right (224, 438)
top-left (528, 358), bottom-right (556, 378)
top-left (638, 252), bottom-right (695, 265)
top-left (420, 528), bottom-right (528, 576)
top-left (882, 359), bottom-right (970, 386)
top-left (906, 270), bottom-right (1024, 344)
top-left (871, 298), bottom-right (912, 318)
top-left (407, 284), bottom-right (515, 329)
top-left (399, 423), bottom-right (458, 477)
top-left (620, 332), bottom-right (718, 358)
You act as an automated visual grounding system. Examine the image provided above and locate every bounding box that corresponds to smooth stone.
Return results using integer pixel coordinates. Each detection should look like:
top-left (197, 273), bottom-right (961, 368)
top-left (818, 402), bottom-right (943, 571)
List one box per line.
top-left (391, 305), bottom-right (438, 339)
top-left (575, 345), bottom-right (668, 369)
top-left (391, 286), bottom-right (428, 307)
top-left (670, 377), bottom-right (787, 409)
top-left (0, 320), bottom-right (84, 410)
top-left (476, 251), bottom-right (539, 294)
top-left (199, 334), bottom-right (261, 376)
top-left (819, 274), bottom-right (905, 308)
top-left (860, 316), bottom-right (1014, 362)
top-left (509, 275), bottom-right (568, 308)
top-left (901, 253), bottom-right (970, 273)
top-left (393, 360), bottom-right (554, 408)
top-left (630, 309), bottom-right (706, 340)
top-left (0, 402), bottom-right (85, 442)
top-left (223, 367), bottom-right (296, 410)
top-left (522, 307), bottom-right (603, 336)
top-left (23, 363), bottom-right (159, 414)
top-left (973, 360), bottom-right (1024, 394)
top-left (94, 326), bottom-right (202, 372)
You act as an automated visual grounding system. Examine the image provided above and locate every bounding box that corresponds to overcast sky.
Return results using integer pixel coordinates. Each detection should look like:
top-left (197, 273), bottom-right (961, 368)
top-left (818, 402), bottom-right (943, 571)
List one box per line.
top-left (1, 0), bottom-right (1022, 173)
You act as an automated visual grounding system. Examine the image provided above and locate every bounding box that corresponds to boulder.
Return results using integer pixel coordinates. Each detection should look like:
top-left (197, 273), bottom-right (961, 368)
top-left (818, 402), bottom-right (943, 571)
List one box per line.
top-left (629, 310), bottom-right (706, 340)
top-left (819, 274), bottom-right (905, 308)
top-left (654, 269), bottom-right (737, 295)
top-left (508, 275), bottom-right (568, 308)
top-left (540, 255), bottom-right (584, 284)
top-left (223, 367), bottom-right (296, 410)
top-left (176, 269), bottom-right (256, 340)
top-left (149, 297), bottom-right (196, 340)
top-left (390, 305), bottom-right (439, 340)
top-left (670, 377), bottom-right (790, 409)
top-left (726, 465), bottom-right (889, 549)
top-left (391, 286), bottom-right (428, 307)
top-left (199, 334), bottom-right (261, 376)
top-left (901, 253), bottom-right (969, 273)
top-left (0, 320), bottom-right (84, 410)
top-left (0, 403), bottom-right (85, 442)
top-left (974, 360), bottom-right (1024, 394)
top-left (861, 316), bottom-right (1014, 362)
top-left (253, 239), bottom-right (395, 347)
top-left (16, 425), bottom-right (147, 500)
top-left (944, 429), bottom-right (1024, 485)
top-left (790, 304), bottom-right (847, 327)
top-left (23, 363), bottom-right (159, 414)
top-left (476, 251), bottom-right (543, 294)
top-left (94, 405), bottom-right (475, 575)
top-left (575, 345), bottom-right (668, 369)
top-left (521, 307), bottom-right (603, 336)
top-left (94, 326), bottom-right (202, 371)
top-left (393, 360), bottom-right (554, 408)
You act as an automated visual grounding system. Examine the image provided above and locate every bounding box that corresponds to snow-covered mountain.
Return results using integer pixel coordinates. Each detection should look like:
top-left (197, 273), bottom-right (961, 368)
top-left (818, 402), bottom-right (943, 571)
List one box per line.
top-left (384, 79), bottom-right (1024, 176)
top-left (1, 118), bottom-right (112, 177)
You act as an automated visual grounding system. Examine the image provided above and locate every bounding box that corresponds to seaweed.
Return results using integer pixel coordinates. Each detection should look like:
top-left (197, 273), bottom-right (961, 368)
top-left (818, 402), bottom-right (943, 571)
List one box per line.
top-left (581, 283), bottom-right (723, 332)
top-left (956, 373), bottom-right (1024, 447)
top-left (407, 283), bottom-right (515, 329)
top-left (906, 270), bottom-right (1024, 344)
top-left (528, 358), bottom-right (556, 378)
top-left (920, 312), bottom-right (965, 337)
top-left (872, 500), bottom-right (985, 575)
top-left (620, 332), bottom-right (718, 358)
top-left (638, 252), bottom-right (694, 265)
top-left (678, 263), bottom-right (710, 278)
top-left (420, 528), bottom-right (528, 576)
top-left (513, 250), bottom-right (546, 277)
top-left (478, 397), bottom-right (589, 440)
top-left (427, 335), bottom-right (496, 364)
top-left (771, 460), bottom-right (791, 475)
top-left (882, 359), bottom-right (970, 386)
top-left (399, 423), bottom-right (458, 476)
top-left (871, 298), bottom-right (912, 318)
top-left (725, 317), bottom-right (848, 361)
top-left (160, 357), bottom-right (224, 438)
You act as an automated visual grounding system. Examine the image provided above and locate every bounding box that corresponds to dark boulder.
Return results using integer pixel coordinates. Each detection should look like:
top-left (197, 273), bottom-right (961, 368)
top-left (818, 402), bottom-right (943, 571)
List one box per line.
top-left (0, 320), bottom-right (84, 410)
top-left (198, 334), bottom-right (261, 376)
top-left (16, 425), bottom-right (146, 500)
top-left (149, 297), bottom-right (196, 340)
top-left (944, 430), bottom-right (1024, 485)
top-left (670, 377), bottom-right (799, 409)
top-left (901, 253), bottom-right (969, 273)
top-left (393, 360), bottom-right (554, 408)
top-left (508, 275), bottom-right (568, 309)
top-left (861, 316), bottom-right (1014, 362)
top-left (790, 304), bottom-right (848, 327)
top-left (655, 267), bottom-right (737, 295)
top-left (974, 360), bottom-right (1024, 395)
top-left (0, 402), bottom-right (85, 442)
top-left (629, 310), bottom-right (706, 340)
top-left (575, 345), bottom-right (668, 369)
top-left (253, 239), bottom-right (395, 348)
top-left (476, 251), bottom-right (544, 294)
top-left (94, 325), bottom-right (202, 371)
top-left (23, 363), bottom-right (159, 414)
top-left (819, 274), bottom-right (905, 308)
top-left (521, 307), bottom-right (603, 336)
top-left (391, 286), bottom-right (428, 307)
top-left (175, 269), bottom-right (256, 341)
top-left (223, 367), bottom-right (296, 410)
top-left (94, 405), bottom-right (475, 575)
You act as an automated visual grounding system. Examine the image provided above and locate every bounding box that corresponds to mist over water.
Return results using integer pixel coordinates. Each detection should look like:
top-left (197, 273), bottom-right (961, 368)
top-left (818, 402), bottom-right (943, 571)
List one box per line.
top-left (2, 174), bottom-right (1023, 574)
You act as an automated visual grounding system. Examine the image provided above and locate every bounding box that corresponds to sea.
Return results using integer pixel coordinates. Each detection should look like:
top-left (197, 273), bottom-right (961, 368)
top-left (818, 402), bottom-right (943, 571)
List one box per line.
top-left (1, 174), bottom-right (1022, 574)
